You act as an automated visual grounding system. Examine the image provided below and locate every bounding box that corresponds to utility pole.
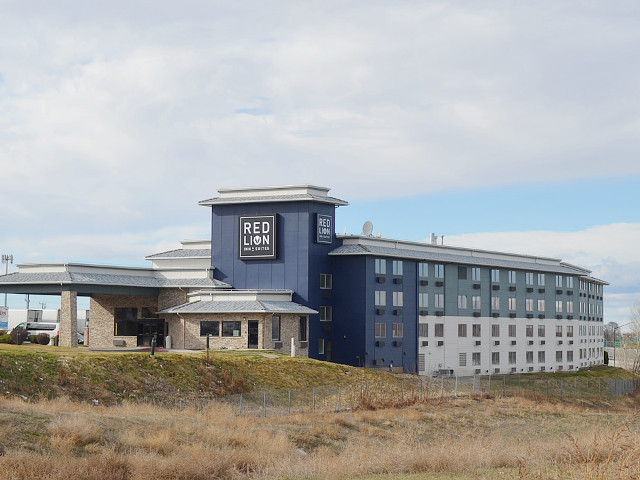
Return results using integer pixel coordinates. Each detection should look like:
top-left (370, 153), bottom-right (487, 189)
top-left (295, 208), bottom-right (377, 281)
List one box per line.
top-left (1, 254), bottom-right (13, 308)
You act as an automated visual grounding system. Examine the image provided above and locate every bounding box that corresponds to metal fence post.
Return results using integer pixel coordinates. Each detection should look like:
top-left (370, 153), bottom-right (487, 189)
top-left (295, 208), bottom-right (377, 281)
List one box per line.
top-left (518, 374), bottom-right (521, 395)
top-left (598, 378), bottom-right (601, 397)
top-left (337, 387), bottom-right (342, 411)
top-left (488, 374), bottom-right (491, 393)
top-left (401, 380), bottom-right (404, 401)
top-left (503, 375), bottom-right (506, 397)
top-left (455, 375), bottom-right (458, 397)
top-left (441, 377), bottom-right (444, 398)
top-left (288, 390), bottom-right (292, 415)
top-left (546, 378), bottom-right (550, 399)
top-left (560, 378), bottom-right (563, 399)
top-left (574, 377), bottom-right (577, 396)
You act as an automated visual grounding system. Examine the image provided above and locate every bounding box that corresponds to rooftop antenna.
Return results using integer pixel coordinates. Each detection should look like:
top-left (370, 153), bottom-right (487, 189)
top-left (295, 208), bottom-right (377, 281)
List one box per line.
top-left (342, 227), bottom-right (347, 235)
top-left (362, 221), bottom-right (373, 237)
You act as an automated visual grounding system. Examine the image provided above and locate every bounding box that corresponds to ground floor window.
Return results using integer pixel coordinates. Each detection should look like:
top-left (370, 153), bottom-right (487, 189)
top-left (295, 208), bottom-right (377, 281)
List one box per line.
top-left (114, 308), bottom-right (138, 336)
top-left (318, 338), bottom-right (325, 354)
top-left (200, 321), bottom-right (219, 337)
top-left (222, 321), bottom-right (241, 337)
top-left (272, 315), bottom-right (281, 341)
top-left (299, 316), bottom-right (308, 341)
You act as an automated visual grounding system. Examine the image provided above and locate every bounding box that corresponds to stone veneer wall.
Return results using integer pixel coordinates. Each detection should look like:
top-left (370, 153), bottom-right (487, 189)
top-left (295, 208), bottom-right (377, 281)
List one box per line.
top-left (60, 291), bottom-right (78, 347)
top-left (163, 312), bottom-right (308, 357)
top-left (89, 294), bottom-right (158, 349)
top-left (158, 289), bottom-right (188, 311)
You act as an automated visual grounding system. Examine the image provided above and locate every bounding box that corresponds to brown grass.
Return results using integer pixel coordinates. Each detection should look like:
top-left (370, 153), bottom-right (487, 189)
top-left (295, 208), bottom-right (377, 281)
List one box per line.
top-left (1, 394), bottom-right (640, 479)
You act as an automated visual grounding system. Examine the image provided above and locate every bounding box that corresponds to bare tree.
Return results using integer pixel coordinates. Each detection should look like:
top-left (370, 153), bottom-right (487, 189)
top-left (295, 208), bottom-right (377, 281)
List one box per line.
top-left (604, 321), bottom-right (619, 344)
top-left (629, 302), bottom-right (640, 373)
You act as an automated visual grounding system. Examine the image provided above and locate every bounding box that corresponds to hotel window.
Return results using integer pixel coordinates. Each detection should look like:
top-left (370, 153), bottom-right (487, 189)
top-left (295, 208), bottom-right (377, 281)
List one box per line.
top-left (538, 351), bottom-right (545, 363)
top-left (472, 324), bottom-right (481, 337)
top-left (319, 306), bottom-right (332, 321)
top-left (458, 324), bottom-right (467, 337)
top-left (435, 264), bottom-right (444, 278)
top-left (272, 315), bottom-right (281, 341)
top-left (392, 260), bottom-right (403, 276)
top-left (492, 324), bottom-right (500, 337)
top-left (526, 325), bottom-right (533, 337)
top-left (567, 351), bottom-right (574, 362)
top-left (299, 317), bottom-right (308, 342)
top-left (566, 276), bottom-right (574, 288)
top-left (491, 269), bottom-right (500, 282)
top-left (375, 322), bottom-right (386, 338)
top-left (509, 324), bottom-right (516, 337)
top-left (508, 298), bottom-right (516, 311)
top-left (114, 308), bottom-right (139, 337)
top-left (459, 353), bottom-right (467, 367)
top-left (375, 258), bottom-right (386, 274)
top-left (392, 323), bottom-right (403, 338)
top-left (508, 270), bottom-right (516, 283)
top-left (472, 352), bottom-right (481, 366)
top-left (318, 339), bottom-right (325, 355)
top-left (526, 298), bottom-right (533, 311)
top-left (509, 352), bottom-right (516, 364)
top-left (472, 295), bottom-right (481, 309)
top-left (555, 325), bottom-right (562, 337)
top-left (556, 300), bottom-right (563, 313)
top-left (458, 266), bottom-right (467, 280)
top-left (471, 267), bottom-right (481, 281)
top-left (566, 301), bottom-right (574, 313)
top-left (526, 351), bottom-right (533, 363)
top-left (393, 291), bottom-right (404, 307)
top-left (537, 299), bottom-right (545, 312)
top-left (200, 321), bottom-right (219, 337)
top-left (566, 326), bottom-right (573, 337)
top-left (418, 262), bottom-right (428, 277)
top-left (435, 324), bottom-right (444, 337)
top-left (491, 297), bottom-right (500, 310)
top-left (526, 272), bottom-right (534, 285)
top-left (556, 275), bottom-right (563, 288)
top-left (374, 291), bottom-right (386, 306)
top-left (419, 293), bottom-right (429, 308)
top-left (458, 295), bottom-right (467, 309)
top-left (556, 351), bottom-right (563, 362)
top-left (434, 293), bottom-right (444, 308)
top-left (492, 352), bottom-right (500, 365)
top-left (537, 273), bottom-right (545, 286)
top-left (320, 274), bottom-right (332, 289)
top-left (222, 321), bottom-right (241, 337)
top-left (538, 325), bottom-right (545, 337)
top-left (418, 323), bottom-right (428, 337)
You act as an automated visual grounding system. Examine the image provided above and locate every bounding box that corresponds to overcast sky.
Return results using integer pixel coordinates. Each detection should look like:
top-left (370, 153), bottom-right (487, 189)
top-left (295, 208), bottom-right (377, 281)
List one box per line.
top-left (0, 1), bottom-right (639, 323)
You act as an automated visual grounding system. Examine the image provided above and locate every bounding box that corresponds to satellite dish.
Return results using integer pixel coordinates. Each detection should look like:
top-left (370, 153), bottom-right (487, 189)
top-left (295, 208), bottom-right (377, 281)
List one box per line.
top-left (362, 221), bottom-right (373, 236)
top-left (375, 230), bottom-right (381, 238)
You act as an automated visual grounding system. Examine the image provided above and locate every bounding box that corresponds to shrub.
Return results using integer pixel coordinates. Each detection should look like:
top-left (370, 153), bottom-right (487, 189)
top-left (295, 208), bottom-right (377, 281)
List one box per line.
top-left (29, 334), bottom-right (38, 344)
top-left (10, 327), bottom-right (27, 345)
top-left (0, 329), bottom-right (5, 335)
top-left (37, 333), bottom-right (51, 345)
top-left (0, 334), bottom-right (12, 344)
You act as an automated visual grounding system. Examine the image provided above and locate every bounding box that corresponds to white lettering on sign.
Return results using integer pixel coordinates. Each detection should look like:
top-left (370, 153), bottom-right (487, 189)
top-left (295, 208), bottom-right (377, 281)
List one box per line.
top-left (239, 215), bottom-right (277, 259)
top-left (316, 213), bottom-right (333, 244)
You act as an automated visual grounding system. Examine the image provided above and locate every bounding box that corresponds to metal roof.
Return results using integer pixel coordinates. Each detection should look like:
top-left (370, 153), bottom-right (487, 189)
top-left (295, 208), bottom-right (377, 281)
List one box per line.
top-left (159, 300), bottom-right (317, 315)
top-left (0, 271), bottom-right (230, 289)
top-left (145, 248), bottom-right (211, 259)
top-left (329, 243), bottom-right (593, 276)
top-left (198, 193), bottom-right (348, 207)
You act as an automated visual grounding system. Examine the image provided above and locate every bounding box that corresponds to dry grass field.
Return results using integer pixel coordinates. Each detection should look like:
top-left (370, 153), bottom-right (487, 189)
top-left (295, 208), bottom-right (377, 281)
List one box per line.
top-left (2, 392), bottom-right (640, 480)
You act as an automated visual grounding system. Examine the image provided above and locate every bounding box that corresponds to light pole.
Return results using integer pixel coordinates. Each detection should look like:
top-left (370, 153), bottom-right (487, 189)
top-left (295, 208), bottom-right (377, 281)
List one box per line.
top-left (613, 322), bottom-right (632, 367)
top-left (1, 254), bottom-right (12, 308)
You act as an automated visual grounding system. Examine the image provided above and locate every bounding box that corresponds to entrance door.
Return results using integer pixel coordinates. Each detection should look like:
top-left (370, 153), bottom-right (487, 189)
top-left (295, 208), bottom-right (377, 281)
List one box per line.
top-left (137, 321), bottom-right (166, 347)
top-left (248, 321), bottom-right (259, 349)
top-left (326, 339), bottom-right (333, 362)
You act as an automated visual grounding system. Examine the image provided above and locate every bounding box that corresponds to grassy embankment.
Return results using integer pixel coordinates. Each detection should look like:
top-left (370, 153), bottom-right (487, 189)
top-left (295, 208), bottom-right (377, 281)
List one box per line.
top-left (0, 343), bottom-right (396, 405)
top-left (1, 345), bottom-right (640, 479)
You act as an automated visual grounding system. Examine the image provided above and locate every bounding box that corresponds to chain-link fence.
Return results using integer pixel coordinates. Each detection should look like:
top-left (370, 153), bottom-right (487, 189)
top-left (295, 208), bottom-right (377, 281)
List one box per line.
top-left (176, 375), bottom-right (640, 417)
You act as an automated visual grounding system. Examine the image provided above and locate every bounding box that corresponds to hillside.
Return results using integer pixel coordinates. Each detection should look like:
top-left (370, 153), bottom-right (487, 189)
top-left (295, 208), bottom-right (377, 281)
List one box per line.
top-left (0, 345), bottom-right (396, 406)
